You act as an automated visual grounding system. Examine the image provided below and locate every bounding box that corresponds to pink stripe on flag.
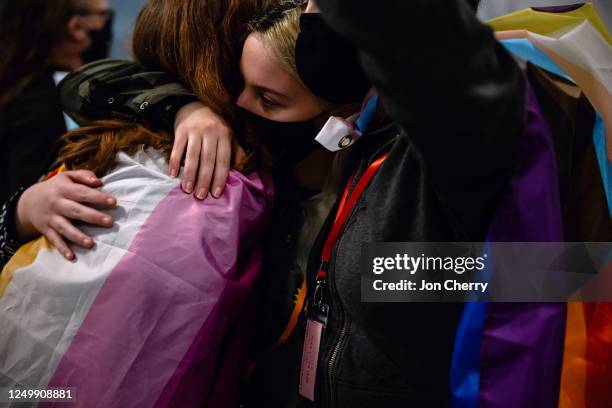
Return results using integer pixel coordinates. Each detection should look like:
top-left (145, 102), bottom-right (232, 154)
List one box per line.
top-left (42, 171), bottom-right (272, 408)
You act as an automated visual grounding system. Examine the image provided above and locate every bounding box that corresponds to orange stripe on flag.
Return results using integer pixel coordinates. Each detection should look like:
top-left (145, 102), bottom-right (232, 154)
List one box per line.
top-left (559, 302), bottom-right (587, 408)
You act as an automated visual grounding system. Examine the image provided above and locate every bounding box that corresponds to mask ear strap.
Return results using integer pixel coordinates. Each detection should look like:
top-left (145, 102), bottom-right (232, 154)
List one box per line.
top-left (355, 95), bottom-right (379, 133)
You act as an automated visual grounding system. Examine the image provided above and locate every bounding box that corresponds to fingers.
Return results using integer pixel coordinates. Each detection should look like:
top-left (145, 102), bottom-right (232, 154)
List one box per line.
top-left (50, 215), bottom-right (95, 250)
top-left (169, 132), bottom-right (187, 178)
top-left (18, 171), bottom-right (117, 261)
top-left (65, 169), bottom-right (103, 187)
top-left (171, 103), bottom-right (234, 198)
top-left (61, 182), bottom-right (116, 209)
top-left (211, 135), bottom-right (231, 198)
top-left (195, 133), bottom-right (220, 200)
top-left (182, 134), bottom-right (202, 194)
top-left (55, 198), bottom-right (114, 228)
top-left (44, 228), bottom-right (74, 261)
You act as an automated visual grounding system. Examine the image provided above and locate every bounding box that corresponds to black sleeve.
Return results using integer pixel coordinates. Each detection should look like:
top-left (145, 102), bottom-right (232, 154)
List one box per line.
top-left (0, 189), bottom-right (26, 269)
top-left (318, 0), bottom-right (525, 238)
top-left (59, 59), bottom-right (199, 133)
top-left (3, 74), bottom-right (67, 200)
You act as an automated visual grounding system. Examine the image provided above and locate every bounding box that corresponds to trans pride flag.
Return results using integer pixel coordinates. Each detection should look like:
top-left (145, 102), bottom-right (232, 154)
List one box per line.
top-left (0, 149), bottom-right (274, 407)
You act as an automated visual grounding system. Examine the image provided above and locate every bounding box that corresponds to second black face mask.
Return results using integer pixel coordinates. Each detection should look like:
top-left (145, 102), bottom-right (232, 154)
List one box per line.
top-left (82, 12), bottom-right (114, 64)
top-left (238, 108), bottom-right (326, 166)
top-left (295, 13), bottom-right (371, 105)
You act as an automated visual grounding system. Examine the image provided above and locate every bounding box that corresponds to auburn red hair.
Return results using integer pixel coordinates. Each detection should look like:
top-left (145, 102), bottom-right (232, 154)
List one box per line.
top-left (61, 0), bottom-right (276, 175)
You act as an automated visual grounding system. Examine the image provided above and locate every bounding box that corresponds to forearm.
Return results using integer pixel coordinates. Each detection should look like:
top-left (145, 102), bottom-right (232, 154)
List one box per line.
top-left (318, 0), bottom-right (526, 238)
top-left (317, 0), bottom-right (524, 133)
top-left (59, 59), bottom-right (198, 132)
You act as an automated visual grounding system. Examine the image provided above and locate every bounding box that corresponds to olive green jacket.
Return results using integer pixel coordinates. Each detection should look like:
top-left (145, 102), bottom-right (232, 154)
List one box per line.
top-left (59, 59), bottom-right (198, 132)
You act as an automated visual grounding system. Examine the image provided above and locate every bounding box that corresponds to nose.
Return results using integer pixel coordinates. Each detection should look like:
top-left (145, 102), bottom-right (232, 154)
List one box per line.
top-left (235, 89), bottom-right (248, 109)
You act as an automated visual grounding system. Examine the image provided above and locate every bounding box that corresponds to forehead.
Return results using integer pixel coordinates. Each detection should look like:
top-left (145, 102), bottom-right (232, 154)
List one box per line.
top-left (241, 33), bottom-right (298, 92)
top-left (79, 0), bottom-right (110, 11)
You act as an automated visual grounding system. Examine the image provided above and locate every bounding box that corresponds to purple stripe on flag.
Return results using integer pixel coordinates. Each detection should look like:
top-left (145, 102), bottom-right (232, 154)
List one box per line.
top-left (158, 292), bottom-right (256, 408)
top-left (532, 4), bottom-right (585, 14)
top-left (42, 171), bottom-right (271, 408)
top-left (479, 304), bottom-right (566, 407)
top-left (479, 83), bottom-right (566, 407)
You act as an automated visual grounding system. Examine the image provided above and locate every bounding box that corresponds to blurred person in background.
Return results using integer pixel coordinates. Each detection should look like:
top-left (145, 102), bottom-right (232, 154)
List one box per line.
top-left (0, 0), bottom-right (113, 203)
top-left (76, 0), bottom-right (114, 64)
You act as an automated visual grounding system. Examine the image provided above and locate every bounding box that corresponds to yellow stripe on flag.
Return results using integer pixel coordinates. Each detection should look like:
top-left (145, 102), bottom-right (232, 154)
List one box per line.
top-left (487, 3), bottom-right (611, 45)
top-left (0, 237), bottom-right (52, 297)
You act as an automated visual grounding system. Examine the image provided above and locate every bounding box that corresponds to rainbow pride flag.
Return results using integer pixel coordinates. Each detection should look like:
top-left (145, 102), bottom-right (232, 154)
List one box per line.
top-left (0, 149), bottom-right (274, 407)
top-left (491, 2), bottom-right (612, 214)
top-left (452, 4), bottom-right (612, 407)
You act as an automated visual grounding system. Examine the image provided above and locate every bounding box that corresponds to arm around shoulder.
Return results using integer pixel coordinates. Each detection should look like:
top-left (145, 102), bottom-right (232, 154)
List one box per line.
top-left (59, 59), bottom-right (198, 132)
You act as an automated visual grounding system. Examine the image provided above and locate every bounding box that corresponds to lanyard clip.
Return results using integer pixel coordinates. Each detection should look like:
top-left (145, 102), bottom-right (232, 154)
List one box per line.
top-left (317, 261), bottom-right (328, 284)
top-left (313, 261), bottom-right (328, 306)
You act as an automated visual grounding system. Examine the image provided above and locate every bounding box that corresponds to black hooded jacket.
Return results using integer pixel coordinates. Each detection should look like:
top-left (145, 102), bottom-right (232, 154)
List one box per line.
top-left (299, 0), bottom-right (524, 406)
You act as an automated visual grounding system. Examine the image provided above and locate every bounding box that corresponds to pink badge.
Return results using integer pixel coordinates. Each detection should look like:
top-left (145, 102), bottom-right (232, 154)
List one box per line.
top-left (299, 319), bottom-right (324, 401)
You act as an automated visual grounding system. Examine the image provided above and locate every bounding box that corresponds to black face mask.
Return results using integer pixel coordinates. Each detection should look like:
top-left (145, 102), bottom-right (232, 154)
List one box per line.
top-left (238, 107), bottom-right (327, 166)
top-left (81, 12), bottom-right (114, 64)
top-left (467, 0), bottom-right (481, 11)
top-left (295, 13), bottom-right (370, 104)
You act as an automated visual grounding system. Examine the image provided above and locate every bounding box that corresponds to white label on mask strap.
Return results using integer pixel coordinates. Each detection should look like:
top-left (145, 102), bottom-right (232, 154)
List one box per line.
top-left (315, 116), bottom-right (362, 152)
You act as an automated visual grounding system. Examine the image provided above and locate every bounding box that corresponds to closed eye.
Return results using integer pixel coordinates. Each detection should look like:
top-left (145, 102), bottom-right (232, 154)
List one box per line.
top-left (259, 93), bottom-right (281, 109)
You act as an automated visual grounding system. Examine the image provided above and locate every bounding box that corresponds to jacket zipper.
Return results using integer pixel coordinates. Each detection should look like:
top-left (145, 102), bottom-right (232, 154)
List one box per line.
top-left (326, 207), bottom-right (359, 408)
top-left (324, 147), bottom-right (393, 407)
top-left (327, 314), bottom-right (348, 408)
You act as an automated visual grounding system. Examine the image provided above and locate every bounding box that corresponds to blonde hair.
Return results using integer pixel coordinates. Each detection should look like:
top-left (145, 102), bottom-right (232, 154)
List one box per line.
top-left (248, 2), bottom-right (306, 89)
